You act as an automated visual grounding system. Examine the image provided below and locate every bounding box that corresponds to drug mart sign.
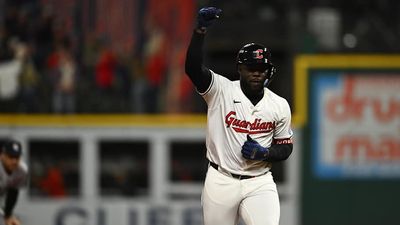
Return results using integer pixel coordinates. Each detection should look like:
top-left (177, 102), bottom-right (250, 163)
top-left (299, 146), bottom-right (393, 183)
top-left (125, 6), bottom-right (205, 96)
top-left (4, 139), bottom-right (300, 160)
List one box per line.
top-left (310, 73), bottom-right (400, 179)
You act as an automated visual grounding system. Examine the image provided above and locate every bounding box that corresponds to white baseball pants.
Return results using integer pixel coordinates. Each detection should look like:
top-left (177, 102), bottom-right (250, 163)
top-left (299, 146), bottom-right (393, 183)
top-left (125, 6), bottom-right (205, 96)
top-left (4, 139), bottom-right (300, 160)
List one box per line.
top-left (201, 165), bottom-right (280, 225)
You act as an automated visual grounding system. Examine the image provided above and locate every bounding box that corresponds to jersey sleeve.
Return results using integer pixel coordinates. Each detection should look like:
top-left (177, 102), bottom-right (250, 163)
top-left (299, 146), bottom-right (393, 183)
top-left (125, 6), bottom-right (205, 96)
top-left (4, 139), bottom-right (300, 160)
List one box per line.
top-left (14, 161), bottom-right (29, 189)
top-left (274, 99), bottom-right (293, 140)
top-left (199, 70), bottom-right (224, 110)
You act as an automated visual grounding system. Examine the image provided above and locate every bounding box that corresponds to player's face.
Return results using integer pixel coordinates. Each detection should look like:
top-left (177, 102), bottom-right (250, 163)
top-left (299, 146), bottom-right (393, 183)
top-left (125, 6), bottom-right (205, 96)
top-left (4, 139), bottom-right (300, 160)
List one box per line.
top-left (238, 64), bottom-right (268, 93)
top-left (1, 153), bottom-right (20, 173)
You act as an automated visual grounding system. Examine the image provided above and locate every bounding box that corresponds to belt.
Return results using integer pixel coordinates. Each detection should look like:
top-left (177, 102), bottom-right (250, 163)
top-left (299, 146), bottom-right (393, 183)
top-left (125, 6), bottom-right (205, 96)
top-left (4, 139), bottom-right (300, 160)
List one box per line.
top-left (209, 162), bottom-right (256, 180)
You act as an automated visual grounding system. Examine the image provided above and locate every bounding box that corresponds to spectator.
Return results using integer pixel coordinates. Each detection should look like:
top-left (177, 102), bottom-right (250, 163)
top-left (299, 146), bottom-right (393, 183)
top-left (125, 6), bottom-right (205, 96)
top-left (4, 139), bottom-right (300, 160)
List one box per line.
top-left (32, 6), bottom-right (55, 72)
top-left (38, 164), bottom-right (66, 198)
top-left (143, 25), bottom-right (167, 113)
top-left (130, 56), bottom-right (147, 113)
top-left (18, 41), bottom-right (41, 113)
top-left (95, 41), bottom-right (116, 91)
top-left (47, 40), bottom-right (77, 113)
top-left (91, 39), bottom-right (117, 112)
top-left (0, 38), bottom-right (24, 112)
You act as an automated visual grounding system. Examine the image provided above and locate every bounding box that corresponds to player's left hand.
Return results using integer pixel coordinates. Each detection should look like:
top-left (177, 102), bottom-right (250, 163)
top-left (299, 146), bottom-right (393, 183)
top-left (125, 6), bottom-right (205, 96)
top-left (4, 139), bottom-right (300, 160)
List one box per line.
top-left (241, 135), bottom-right (269, 160)
top-left (197, 7), bottom-right (222, 29)
top-left (4, 216), bottom-right (21, 225)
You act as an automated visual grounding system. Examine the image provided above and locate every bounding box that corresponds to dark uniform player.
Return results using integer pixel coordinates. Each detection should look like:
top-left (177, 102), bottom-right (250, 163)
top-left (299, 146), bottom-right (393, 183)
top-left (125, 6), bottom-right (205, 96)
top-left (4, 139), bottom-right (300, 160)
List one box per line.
top-left (0, 140), bottom-right (28, 225)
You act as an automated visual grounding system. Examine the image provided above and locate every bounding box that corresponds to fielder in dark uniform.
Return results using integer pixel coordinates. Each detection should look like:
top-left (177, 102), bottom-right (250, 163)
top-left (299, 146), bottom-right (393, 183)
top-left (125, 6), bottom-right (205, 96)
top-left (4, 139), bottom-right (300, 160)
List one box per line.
top-left (0, 140), bottom-right (28, 225)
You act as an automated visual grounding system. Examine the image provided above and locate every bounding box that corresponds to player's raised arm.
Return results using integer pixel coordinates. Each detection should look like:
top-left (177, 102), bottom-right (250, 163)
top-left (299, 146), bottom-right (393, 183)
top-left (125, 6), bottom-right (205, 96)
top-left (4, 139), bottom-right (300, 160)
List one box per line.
top-left (185, 7), bottom-right (222, 93)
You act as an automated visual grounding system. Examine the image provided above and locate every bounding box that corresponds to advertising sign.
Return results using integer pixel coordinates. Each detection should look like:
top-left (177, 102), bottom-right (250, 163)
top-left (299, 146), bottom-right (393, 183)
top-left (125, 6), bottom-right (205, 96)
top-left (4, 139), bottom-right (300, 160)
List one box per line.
top-left (310, 73), bottom-right (400, 178)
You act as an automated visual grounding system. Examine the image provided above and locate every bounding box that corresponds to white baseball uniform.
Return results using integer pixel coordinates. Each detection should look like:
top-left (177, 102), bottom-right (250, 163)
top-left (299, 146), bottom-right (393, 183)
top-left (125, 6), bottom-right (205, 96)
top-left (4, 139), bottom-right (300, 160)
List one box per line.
top-left (200, 70), bottom-right (293, 225)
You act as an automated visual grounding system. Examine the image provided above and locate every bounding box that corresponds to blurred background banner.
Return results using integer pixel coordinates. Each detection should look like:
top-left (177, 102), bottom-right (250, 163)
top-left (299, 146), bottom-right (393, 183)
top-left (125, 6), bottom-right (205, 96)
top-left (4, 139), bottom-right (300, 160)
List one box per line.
top-left (297, 55), bottom-right (400, 225)
top-left (311, 72), bottom-right (400, 179)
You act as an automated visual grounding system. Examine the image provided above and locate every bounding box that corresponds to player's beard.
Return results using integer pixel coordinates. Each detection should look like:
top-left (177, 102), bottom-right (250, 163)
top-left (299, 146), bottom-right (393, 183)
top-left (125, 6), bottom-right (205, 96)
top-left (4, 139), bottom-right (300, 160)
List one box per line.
top-left (248, 80), bottom-right (264, 91)
top-left (240, 79), bottom-right (264, 99)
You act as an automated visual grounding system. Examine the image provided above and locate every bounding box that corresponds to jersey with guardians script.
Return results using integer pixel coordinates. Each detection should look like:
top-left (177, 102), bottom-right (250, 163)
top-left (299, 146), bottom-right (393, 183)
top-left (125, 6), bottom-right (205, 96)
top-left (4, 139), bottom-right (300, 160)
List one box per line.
top-left (200, 70), bottom-right (293, 176)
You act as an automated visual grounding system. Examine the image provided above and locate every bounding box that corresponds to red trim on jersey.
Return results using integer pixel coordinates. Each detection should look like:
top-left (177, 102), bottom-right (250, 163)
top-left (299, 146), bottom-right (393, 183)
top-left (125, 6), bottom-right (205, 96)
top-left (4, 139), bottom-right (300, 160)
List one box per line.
top-left (232, 127), bottom-right (274, 134)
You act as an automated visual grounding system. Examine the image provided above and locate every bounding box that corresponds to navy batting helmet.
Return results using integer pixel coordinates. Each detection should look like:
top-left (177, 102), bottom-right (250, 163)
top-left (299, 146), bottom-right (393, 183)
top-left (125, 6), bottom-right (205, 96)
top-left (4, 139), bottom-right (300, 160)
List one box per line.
top-left (2, 139), bottom-right (22, 157)
top-left (237, 43), bottom-right (276, 87)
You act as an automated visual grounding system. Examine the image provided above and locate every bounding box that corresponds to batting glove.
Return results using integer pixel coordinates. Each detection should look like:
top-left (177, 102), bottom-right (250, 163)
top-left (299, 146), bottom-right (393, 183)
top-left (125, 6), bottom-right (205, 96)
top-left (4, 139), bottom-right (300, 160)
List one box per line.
top-left (197, 7), bottom-right (222, 29)
top-left (241, 135), bottom-right (269, 161)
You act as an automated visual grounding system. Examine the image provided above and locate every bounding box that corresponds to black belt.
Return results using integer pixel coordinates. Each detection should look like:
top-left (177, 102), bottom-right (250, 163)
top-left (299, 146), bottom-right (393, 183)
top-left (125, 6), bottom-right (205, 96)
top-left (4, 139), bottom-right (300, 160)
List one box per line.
top-left (209, 162), bottom-right (256, 180)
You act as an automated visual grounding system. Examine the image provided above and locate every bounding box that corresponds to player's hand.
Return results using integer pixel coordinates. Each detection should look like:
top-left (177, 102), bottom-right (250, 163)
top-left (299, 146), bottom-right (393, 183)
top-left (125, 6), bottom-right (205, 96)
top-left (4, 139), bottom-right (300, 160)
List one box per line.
top-left (241, 135), bottom-right (269, 160)
top-left (197, 7), bottom-right (222, 29)
top-left (4, 216), bottom-right (21, 225)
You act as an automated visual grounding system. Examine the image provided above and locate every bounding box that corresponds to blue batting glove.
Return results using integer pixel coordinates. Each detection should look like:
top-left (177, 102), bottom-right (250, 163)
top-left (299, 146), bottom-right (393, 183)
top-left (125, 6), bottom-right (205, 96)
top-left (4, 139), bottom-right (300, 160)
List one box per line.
top-left (197, 7), bottom-right (222, 28)
top-left (241, 135), bottom-right (269, 160)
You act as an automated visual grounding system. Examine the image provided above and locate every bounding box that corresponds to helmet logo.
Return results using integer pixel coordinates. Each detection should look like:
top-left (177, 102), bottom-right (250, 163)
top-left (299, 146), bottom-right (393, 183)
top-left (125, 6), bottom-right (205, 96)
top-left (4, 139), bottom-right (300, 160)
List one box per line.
top-left (253, 49), bottom-right (264, 59)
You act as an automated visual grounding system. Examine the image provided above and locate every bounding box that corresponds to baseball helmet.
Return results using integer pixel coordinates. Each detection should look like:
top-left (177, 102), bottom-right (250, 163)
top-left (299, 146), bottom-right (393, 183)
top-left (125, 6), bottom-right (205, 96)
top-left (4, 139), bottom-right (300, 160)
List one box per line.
top-left (2, 139), bottom-right (22, 157)
top-left (237, 43), bottom-right (276, 87)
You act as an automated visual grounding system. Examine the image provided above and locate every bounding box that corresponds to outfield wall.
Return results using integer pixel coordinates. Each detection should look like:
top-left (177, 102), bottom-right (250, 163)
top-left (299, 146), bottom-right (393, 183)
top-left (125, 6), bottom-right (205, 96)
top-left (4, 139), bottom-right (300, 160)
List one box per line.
top-left (0, 117), bottom-right (300, 225)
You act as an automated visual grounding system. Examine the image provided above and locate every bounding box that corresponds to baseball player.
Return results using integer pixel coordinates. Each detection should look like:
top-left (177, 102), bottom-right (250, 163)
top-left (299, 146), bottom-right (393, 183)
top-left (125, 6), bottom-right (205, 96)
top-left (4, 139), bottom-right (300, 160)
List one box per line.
top-left (185, 7), bottom-right (294, 225)
top-left (0, 140), bottom-right (28, 225)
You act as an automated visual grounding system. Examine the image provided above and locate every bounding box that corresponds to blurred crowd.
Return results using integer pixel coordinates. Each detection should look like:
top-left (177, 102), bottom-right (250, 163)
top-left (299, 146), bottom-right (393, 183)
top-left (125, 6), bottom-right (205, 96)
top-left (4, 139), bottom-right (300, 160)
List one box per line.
top-left (1, 0), bottom-right (399, 114)
top-left (0, 0), bottom-right (204, 114)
